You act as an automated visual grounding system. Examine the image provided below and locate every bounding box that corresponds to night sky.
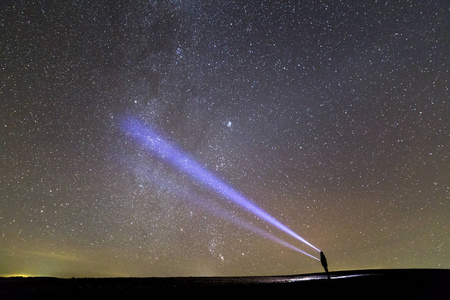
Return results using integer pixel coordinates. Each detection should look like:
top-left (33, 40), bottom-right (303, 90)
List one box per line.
top-left (1, 1), bottom-right (448, 278)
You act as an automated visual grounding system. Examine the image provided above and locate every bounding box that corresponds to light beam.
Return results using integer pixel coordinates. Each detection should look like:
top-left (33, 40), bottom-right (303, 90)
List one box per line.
top-left (122, 117), bottom-right (321, 254)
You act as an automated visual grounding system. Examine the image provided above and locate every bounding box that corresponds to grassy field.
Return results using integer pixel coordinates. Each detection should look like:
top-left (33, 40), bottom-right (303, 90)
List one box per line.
top-left (1, 269), bottom-right (448, 299)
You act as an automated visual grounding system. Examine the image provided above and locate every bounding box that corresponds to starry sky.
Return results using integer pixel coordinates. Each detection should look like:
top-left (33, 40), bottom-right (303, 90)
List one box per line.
top-left (1, 1), bottom-right (448, 278)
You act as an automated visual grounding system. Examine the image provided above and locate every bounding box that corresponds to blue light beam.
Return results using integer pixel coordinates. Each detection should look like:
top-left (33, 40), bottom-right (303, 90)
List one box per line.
top-left (122, 118), bottom-right (321, 254)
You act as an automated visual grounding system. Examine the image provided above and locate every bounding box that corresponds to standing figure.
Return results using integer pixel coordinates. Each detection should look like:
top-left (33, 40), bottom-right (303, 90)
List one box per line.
top-left (320, 251), bottom-right (331, 280)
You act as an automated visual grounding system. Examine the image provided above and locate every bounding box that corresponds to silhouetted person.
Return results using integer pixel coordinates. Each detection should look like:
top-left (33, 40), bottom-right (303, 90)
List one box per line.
top-left (320, 251), bottom-right (331, 280)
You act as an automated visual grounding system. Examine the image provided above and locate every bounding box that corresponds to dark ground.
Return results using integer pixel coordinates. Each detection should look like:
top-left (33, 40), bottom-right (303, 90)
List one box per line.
top-left (1, 269), bottom-right (449, 299)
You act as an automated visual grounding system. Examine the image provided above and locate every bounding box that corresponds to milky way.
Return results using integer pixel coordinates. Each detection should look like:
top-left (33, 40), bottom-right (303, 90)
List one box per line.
top-left (1, 1), bottom-right (448, 277)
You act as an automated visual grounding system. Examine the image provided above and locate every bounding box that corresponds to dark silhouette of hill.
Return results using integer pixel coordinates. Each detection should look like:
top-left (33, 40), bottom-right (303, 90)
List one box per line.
top-left (1, 269), bottom-right (448, 299)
